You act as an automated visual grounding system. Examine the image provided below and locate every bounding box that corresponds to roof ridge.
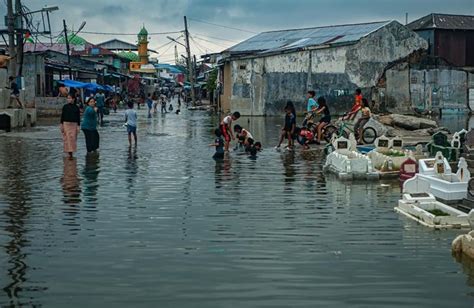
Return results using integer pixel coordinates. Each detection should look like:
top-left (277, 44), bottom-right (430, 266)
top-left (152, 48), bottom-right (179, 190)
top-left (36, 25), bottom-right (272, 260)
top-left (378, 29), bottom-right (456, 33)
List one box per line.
top-left (430, 13), bottom-right (474, 18)
top-left (258, 20), bottom-right (391, 35)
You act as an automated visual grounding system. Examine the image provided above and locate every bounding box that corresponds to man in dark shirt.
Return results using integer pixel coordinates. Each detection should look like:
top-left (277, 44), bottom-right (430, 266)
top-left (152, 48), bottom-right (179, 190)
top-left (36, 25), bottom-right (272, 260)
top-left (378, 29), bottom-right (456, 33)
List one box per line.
top-left (8, 76), bottom-right (23, 108)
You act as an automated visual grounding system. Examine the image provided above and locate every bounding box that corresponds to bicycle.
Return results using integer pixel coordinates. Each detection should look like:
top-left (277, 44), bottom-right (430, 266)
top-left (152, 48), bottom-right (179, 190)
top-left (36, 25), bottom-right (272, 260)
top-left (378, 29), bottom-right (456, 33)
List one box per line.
top-left (322, 118), bottom-right (377, 144)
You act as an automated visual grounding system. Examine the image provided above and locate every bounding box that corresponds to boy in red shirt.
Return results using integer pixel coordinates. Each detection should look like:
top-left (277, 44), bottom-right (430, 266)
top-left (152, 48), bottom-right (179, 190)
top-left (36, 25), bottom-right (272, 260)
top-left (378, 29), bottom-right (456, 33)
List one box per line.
top-left (343, 88), bottom-right (363, 121)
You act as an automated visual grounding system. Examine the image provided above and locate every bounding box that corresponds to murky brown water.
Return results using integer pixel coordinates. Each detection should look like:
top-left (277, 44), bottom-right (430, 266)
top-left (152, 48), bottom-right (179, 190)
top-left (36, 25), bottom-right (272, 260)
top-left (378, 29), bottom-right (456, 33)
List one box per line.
top-left (0, 106), bottom-right (473, 307)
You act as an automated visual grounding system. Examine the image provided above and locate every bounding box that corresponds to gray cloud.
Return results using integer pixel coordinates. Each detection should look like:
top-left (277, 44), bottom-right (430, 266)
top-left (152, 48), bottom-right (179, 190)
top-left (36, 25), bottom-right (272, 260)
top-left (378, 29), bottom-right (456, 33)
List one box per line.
top-left (22, 0), bottom-right (474, 62)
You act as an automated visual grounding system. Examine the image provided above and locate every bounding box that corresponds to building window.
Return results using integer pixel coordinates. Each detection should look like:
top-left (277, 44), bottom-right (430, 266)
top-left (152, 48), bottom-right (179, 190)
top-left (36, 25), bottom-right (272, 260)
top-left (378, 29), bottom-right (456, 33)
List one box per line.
top-left (239, 65), bottom-right (246, 70)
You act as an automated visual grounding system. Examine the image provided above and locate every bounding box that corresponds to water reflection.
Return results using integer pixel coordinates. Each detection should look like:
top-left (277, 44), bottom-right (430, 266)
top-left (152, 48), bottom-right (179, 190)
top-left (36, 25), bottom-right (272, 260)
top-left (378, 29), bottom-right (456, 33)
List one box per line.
top-left (0, 111), bottom-right (473, 306)
top-left (125, 147), bottom-right (138, 198)
top-left (83, 154), bottom-right (100, 205)
top-left (453, 252), bottom-right (474, 287)
top-left (281, 152), bottom-right (296, 190)
top-left (61, 158), bottom-right (81, 205)
top-left (1, 141), bottom-right (31, 306)
top-left (214, 157), bottom-right (232, 189)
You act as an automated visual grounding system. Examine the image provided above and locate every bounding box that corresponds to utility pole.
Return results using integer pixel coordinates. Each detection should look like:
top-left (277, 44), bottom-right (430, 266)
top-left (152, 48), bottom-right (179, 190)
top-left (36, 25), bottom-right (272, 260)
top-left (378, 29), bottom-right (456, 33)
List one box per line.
top-left (7, 0), bottom-right (16, 75)
top-left (15, 0), bottom-right (24, 77)
top-left (183, 16), bottom-right (195, 106)
top-left (62, 19), bottom-right (72, 80)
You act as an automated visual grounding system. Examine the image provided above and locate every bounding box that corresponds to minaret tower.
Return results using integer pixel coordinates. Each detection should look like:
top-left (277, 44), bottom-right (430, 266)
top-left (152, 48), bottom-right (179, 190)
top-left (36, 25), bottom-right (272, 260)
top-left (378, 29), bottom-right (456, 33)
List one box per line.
top-left (138, 25), bottom-right (149, 65)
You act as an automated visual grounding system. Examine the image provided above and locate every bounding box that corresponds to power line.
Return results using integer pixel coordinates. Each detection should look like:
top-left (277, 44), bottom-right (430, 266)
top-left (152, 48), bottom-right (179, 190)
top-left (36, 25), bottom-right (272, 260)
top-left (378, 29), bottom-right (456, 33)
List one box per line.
top-left (159, 43), bottom-right (175, 58)
top-left (193, 33), bottom-right (241, 44)
top-left (192, 36), bottom-right (232, 49)
top-left (81, 30), bottom-right (183, 36)
top-left (190, 36), bottom-right (206, 54)
top-left (187, 17), bottom-right (257, 34)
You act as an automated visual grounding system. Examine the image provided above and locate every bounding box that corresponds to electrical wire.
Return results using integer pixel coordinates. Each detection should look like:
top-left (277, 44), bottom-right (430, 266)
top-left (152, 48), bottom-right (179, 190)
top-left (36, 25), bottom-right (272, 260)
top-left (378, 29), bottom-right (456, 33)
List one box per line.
top-left (187, 17), bottom-right (257, 34)
top-left (189, 36), bottom-right (206, 54)
top-left (192, 33), bottom-right (241, 43)
top-left (159, 43), bottom-right (175, 58)
top-left (81, 30), bottom-right (183, 36)
top-left (192, 35), bottom-right (233, 49)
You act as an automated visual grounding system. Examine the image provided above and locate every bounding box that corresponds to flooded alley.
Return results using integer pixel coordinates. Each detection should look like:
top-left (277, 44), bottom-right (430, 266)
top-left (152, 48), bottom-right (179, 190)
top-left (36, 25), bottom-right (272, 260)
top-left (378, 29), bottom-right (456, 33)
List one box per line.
top-left (0, 108), bottom-right (473, 307)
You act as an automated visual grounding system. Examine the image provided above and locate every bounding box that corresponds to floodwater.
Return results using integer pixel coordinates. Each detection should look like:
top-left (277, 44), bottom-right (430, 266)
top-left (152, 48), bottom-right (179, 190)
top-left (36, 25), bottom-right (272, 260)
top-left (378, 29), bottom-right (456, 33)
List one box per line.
top-left (0, 105), bottom-right (473, 307)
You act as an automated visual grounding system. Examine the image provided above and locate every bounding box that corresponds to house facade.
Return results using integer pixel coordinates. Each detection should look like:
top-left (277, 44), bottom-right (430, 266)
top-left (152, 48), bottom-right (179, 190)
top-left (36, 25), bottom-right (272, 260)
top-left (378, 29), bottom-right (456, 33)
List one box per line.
top-left (219, 21), bottom-right (427, 116)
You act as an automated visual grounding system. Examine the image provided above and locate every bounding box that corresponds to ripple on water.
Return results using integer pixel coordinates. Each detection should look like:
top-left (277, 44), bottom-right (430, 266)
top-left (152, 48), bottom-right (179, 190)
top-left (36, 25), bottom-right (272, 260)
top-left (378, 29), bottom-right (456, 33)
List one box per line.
top-left (0, 109), bottom-right (472, 307)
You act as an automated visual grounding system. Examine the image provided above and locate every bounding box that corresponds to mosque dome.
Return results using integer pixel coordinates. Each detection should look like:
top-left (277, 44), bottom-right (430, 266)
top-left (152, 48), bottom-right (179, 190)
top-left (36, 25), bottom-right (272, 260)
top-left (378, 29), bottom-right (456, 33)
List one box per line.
top-left (117, 51), bottom-right (140, 62)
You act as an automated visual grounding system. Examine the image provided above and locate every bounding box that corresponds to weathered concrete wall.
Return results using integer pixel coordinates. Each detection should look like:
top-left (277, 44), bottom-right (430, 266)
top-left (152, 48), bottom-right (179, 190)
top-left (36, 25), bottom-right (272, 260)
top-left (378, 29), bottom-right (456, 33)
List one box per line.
top-left (23, 54), bottom-right (45, 106)
top-left (469, 73), bottom-right (474, 111)
top-left (384, 63), bottom-right (411, 112)
top-left (384, 66), bottom-right (469, 113)
top-left (220, 62), bottom-right (232, 112)
top-left (347, 21), bottom-right (428, 87)
top-left (36, 97), bottom-right (66, 116)
top-left (411, 69), bottom-right (467, 110)
top-left (225, 21), bottom-right (428, 116)
top-left (0, 108), bottom-right (36, 130)
top-left (0, 69), bottom-right (9, 109)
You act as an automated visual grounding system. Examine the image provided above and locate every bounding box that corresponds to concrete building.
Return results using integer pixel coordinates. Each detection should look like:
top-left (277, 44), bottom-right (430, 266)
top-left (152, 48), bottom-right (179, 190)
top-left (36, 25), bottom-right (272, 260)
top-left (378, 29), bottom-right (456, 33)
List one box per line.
top-left (97, 39), bottom-right (139, 52)
top-left (408, 13), bottom-right (474, 67)
top-left (376, 50), bottom-right (474, 113)
top-left (72, 44), bottom-right (131, 75)
top-left (219, 21), bottom-right (427, 116)
top-left (376, 14), bottom-right (474, 113)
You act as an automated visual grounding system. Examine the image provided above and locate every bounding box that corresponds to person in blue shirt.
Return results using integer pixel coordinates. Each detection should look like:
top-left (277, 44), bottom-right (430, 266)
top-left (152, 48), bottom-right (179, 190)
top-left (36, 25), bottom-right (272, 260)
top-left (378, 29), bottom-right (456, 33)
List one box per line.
top-left (303, 90), bottom-right (318, 127)
top-left (81, 97), bottom-right (100, 153)
top-left (95, 90), bottom-right (106, 125)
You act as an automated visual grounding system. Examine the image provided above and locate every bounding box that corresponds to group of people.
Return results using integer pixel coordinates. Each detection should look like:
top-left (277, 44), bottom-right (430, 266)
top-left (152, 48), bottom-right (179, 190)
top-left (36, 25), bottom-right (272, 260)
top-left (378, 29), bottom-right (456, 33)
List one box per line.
top-left (60, 94), bottom-right (100, 158)
top-left (60, 90), bottom-right (142, 159)
top-left (211, 111), bottom-right (263, 159)
top-left (148, 92), bottom-right (181, 117)
top-left (275, 88), bottom-right (372, 151)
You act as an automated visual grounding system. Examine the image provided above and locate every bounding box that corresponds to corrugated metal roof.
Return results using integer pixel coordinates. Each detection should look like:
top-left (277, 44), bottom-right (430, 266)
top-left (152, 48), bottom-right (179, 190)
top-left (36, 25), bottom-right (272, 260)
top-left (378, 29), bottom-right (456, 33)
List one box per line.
top-left (226, 21), bottom-right (391, 54)
top-left (408, 14), bottom-right (474, 31)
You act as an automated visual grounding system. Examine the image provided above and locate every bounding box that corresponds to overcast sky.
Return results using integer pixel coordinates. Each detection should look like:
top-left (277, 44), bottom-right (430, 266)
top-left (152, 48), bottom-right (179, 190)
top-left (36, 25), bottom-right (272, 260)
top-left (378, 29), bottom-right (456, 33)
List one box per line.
top-left (22, 0), bottom-right (474, 63)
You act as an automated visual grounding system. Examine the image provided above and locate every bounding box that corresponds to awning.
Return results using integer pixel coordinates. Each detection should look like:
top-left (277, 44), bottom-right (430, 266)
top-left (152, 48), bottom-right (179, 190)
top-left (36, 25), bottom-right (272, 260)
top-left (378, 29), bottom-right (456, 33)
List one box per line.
top-left (104, 85), bottom-right (115, 92)
top-left (59, 80), bottom-right (107, 91)
top-left (59, 80), bottom-right (90, 89)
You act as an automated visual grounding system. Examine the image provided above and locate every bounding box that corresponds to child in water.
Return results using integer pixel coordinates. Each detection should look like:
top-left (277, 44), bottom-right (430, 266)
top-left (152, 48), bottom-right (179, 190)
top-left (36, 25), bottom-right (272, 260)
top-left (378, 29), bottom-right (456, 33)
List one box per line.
top-left (297, 127), bottom-right (314, 150)
top-left (248, 141), bottom-right (262, 157)
top-left (234, 124), bottom-right (253, 149)
top-left (220, 111), bottom-right (241, 152)
top-left (275, 105), bottom-right (296, 150)
top-left (210, 128), bottom-right (225, 159)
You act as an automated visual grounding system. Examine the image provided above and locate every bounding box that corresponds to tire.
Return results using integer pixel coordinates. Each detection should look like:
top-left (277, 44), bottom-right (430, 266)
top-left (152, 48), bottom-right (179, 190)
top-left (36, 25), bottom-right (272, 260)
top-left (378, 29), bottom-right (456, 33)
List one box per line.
top-left (322, 125), bottom-right (337, 143)
top-left (362, 127), bottom-right (377, 144)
